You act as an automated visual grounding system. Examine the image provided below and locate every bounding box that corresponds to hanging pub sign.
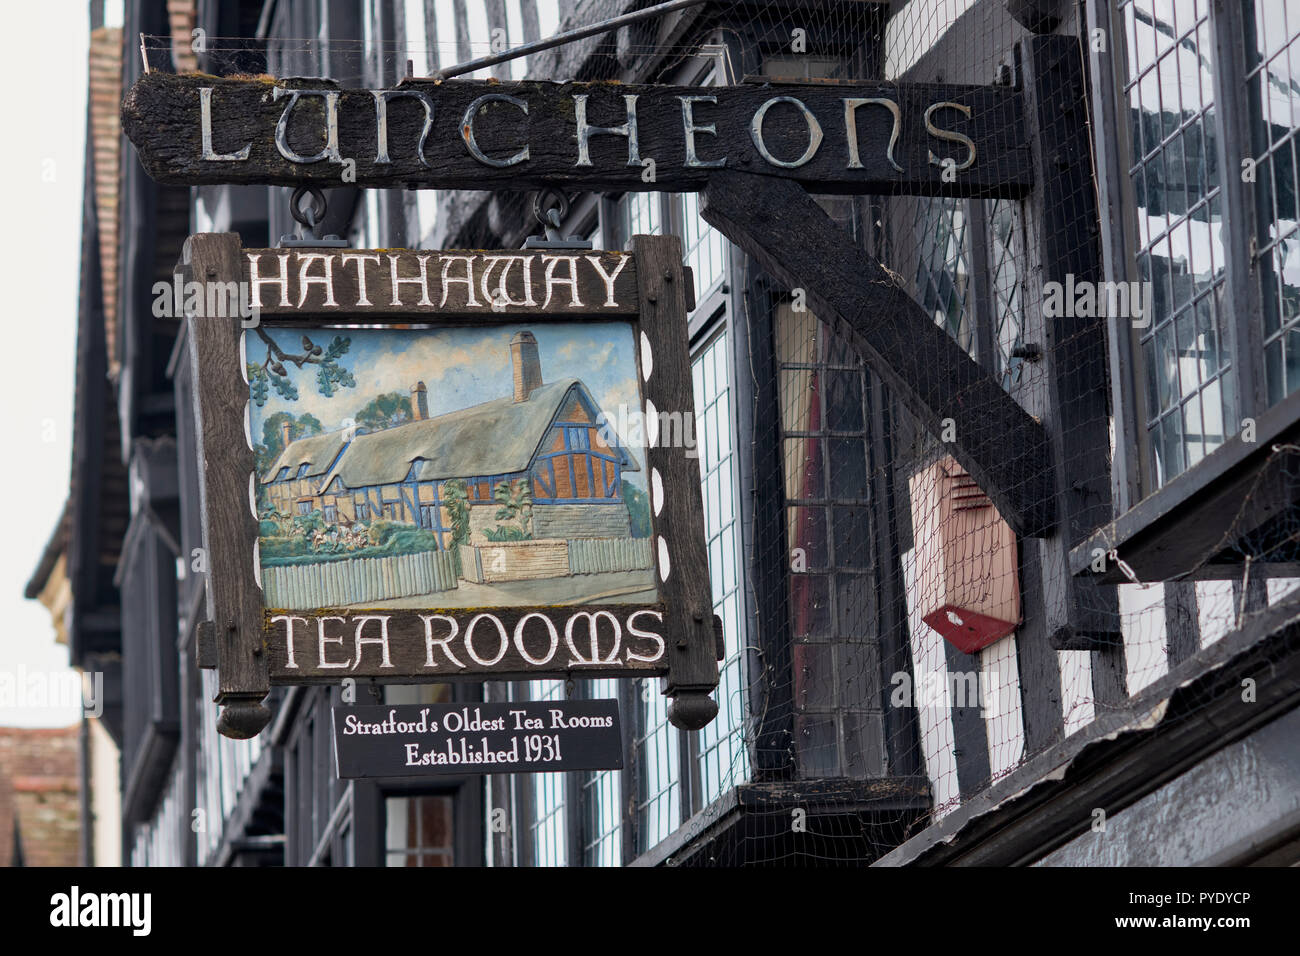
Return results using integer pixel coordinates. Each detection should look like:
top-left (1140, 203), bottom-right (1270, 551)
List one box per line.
top-left (185, 232), bottom-right (721, 740)
top-left (332, 700), bottom-right (623, 779)
top-left (131, 64), bottom-right (1048, 746)
top-left (121, 73), bottom-right (1031, 198)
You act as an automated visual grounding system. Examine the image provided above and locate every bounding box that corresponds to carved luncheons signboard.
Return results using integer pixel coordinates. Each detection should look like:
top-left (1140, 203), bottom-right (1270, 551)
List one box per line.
top-left (123, 73), bottom-right (1031, 196)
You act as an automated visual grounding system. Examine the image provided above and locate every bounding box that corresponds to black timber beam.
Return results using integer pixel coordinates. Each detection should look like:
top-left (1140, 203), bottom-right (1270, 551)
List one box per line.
top-left (701, 170), bottom-right (1056, 537)
top-left (734, 270), bottom-right (798, 780)
top-left (1017, 34), bottom-right (1120, 658)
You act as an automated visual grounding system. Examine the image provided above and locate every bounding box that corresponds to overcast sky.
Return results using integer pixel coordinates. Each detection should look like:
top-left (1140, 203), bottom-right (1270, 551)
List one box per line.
top-left (0, 2), bottom-right (119, 726)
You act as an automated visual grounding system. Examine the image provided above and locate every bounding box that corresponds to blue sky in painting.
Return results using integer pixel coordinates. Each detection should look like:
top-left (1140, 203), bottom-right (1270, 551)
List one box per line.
top-left (250, 321), bottom-right (648, 477)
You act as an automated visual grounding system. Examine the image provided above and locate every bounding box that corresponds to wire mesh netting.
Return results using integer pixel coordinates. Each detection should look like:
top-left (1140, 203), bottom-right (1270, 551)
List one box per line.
top-left (128, 0), bottom-right (1300, 866)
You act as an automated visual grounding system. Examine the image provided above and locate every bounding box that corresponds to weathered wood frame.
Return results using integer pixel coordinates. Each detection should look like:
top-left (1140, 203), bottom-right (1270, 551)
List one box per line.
top-left (187, 232), bottom-right (720, 738)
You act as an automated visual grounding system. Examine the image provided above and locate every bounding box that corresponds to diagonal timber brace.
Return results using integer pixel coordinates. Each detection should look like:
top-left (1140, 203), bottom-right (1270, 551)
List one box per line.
top-left (701, 170), bottom-right (1056, 537)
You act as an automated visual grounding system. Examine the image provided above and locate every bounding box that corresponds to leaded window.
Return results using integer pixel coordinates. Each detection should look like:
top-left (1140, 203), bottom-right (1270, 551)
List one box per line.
top-left (1121, 0), bottom-right (1233, 482)
top-left (1249, 1), bottom-right (1300, 402)
top-left (987, 199), bottom-right (1026, 390)
top-left (777, 305), bottom-right (885, 778)
top-left (692, 329), bottom-right (750, 803)
top-left (385, 795), bottom-right (455, 867)
top-left (913, 197), bottom-right (976, 356)
top-left (580, 678), bottom-right (623, 867)
top-left (525, 680), bottom-right (567, 867)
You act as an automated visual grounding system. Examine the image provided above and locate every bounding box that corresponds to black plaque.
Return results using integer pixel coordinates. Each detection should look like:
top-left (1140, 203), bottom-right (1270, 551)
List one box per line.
top-left (331, 700), bottom-right (623, 778)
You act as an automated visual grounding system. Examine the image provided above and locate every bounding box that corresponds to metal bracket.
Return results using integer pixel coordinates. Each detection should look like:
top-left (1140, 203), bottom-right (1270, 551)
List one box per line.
top-left (698, 43), bottom-right (737, 85)
top-left (522, 190), bottom-right (593, 250)
top-left (196, 619), bottom-right (218, 669)
top-left (278, 185), bottom-right (350, 248)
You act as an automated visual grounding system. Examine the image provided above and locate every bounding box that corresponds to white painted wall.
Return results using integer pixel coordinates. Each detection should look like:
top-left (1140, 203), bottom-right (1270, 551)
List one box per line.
top-left (902, 548), bottom-right (960, 817)
top-left (1120, 581), bottom-right (1169, 695)
top-left (90, 718), bottom-right (122, 867)
top-left (981, 632), bottom-right (1024, 782)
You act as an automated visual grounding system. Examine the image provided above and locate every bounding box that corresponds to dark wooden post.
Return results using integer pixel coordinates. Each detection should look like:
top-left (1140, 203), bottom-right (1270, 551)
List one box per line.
top-left (186, 233), bottom-right (272, 738)
top-left (945, 640), bottom-right (993, 796)
top-left (869, 380), bottom-right (925, 778)
top-left (734, 272), bottom-right (796, 779)
top-left (631, 234), bottom-right (722, 730)
top-left (1017, 36), bottom-right (1125, 713)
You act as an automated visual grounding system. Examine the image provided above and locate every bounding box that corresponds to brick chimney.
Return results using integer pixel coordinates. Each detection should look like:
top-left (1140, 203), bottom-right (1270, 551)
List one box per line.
top-left (411, 381), bottom-right (428, 421)
top-left (511, 331), bottom-right (543, 403)
top-left (280, 419), bottom-right (292, 447)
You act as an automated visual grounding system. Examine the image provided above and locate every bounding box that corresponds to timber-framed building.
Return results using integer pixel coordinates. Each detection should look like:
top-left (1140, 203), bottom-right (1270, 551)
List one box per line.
top-left (24, 0), bottom-right (1300, 867)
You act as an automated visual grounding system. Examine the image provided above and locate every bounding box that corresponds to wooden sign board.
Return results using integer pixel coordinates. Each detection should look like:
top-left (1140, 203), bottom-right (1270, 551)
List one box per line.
top-left (237, 248), bottom-right (640, 320)
top-left (332, 700), bottom-right (623, 778)
top-left (123, 73), bottom-right (1031, 198)
top-left (186, 233), bottom-right (720, 738)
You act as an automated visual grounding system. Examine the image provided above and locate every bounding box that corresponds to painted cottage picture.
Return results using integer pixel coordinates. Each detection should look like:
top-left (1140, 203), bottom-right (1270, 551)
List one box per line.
top-left (250, 323), bottom-right (657, 610)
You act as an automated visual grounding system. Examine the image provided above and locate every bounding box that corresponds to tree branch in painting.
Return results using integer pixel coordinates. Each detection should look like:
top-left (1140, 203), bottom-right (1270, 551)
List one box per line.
top-left (248, 328), bottom-right (356, 406)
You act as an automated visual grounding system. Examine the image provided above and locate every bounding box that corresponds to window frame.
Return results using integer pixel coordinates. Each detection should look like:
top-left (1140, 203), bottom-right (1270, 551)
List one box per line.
top-left (613, 206), bottom-right (751, 851)
top-left (1095, 0), bottom-right (1272, 508)
top-left (378, 780), bottom-right (483, 867)
top-left (685, 314), bottom-right (752, 804)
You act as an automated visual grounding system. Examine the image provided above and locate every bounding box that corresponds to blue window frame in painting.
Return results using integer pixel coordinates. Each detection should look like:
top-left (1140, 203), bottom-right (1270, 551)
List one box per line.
top-left (420, 489), bottom-right (450, 548)
top-left (399, 485), bottom-right (417, 517)
top-left (419, 504), bottom-right (443, 544)
top-left (323, 504), bottom-right (338, 522)
top-left (532, 421), bottom-right (627, 505)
